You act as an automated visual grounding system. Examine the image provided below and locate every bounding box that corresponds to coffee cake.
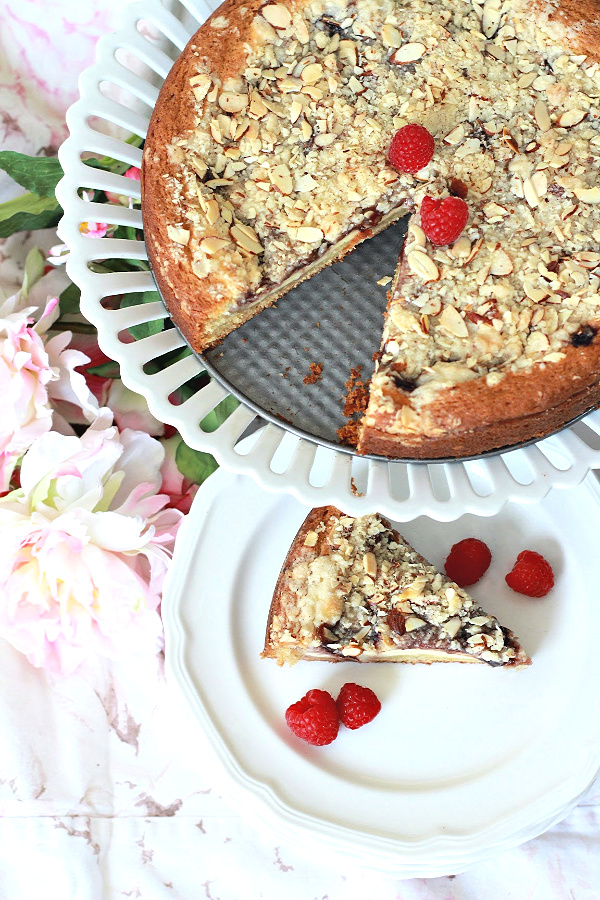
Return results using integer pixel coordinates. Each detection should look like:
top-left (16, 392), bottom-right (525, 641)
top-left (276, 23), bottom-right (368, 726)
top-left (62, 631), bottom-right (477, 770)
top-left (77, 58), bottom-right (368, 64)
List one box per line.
top-left (262, 506), bottom-right (531, 667)
top-left (142, 0), bottom-right (600, 457)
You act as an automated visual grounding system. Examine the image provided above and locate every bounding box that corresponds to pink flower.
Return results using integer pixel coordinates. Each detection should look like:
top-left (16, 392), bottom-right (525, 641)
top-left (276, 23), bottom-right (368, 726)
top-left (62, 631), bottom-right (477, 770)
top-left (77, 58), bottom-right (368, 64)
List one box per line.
top-left (79, 220), bottom-right (108, 238)
top-left (104, 166), bottom-right (142, 206)
top-left (0, 287), bottom-right (98, 490)
top-left (106, 380), bottom-right (166, 437)
top-left (0, 413), bottom-right (183, 675)
top-left (160, 435), bottom-right (198, 514)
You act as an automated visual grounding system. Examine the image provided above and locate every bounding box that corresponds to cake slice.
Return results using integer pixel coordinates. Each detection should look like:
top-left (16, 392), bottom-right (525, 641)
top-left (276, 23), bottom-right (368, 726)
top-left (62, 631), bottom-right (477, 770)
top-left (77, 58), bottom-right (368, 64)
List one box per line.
top-left (263, 506), bottom-right (531, 668)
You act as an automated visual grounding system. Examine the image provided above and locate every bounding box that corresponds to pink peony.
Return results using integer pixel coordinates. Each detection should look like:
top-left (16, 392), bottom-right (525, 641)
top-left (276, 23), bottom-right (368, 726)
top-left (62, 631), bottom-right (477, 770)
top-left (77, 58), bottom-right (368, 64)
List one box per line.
top-left (0, 412), bottom-right (183, 675)
top-left (0, 287), bottom-right (98, 490)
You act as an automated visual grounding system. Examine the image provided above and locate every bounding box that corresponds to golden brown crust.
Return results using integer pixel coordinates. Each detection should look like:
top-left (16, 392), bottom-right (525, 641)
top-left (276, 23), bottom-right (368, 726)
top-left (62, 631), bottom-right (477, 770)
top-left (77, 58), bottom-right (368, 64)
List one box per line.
top-left (359, 337), bottom-right (600, 458)
top-left (526, 0), bottom-right (600, 58)
top-left (263, 505), bottom-right (342, 661)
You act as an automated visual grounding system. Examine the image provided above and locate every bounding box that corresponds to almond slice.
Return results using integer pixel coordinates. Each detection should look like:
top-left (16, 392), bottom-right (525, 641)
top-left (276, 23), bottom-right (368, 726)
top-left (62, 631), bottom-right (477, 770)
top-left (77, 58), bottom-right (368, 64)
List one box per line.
top-left (390, 42), bottom-right (426, 64)
top-left (199, 237), bottom-right (230, 255)
top-left (296, 226), bottom-right (324, 243)
top-left (230, 224), bottom-right (263, 254)
top-left (557, 109), bottom-right (586, 128)
top-left (166, 225), bottom-right (190, 246)
top-left (218, 92), bottom-right (248, 113)
top-left (261, 3), bottom-right (292, 29)
top-left (382, 23), bottom-right (403, 47)
top-left (407, 249), bottom-right (440, 282)
top-left (439, 304), bottom-right (469, 337)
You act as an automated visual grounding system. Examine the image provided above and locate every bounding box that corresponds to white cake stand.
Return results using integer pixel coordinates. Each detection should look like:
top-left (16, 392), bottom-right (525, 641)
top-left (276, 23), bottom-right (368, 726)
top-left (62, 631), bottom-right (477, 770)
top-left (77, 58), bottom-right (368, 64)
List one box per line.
top-left (55, 0), bottom-right (600, 521)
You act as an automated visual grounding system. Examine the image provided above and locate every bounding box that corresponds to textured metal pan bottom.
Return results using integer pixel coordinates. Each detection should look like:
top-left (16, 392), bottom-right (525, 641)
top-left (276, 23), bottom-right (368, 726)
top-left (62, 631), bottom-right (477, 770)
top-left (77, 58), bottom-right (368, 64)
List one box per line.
top-left (160, 221), bottom-right (597, 464)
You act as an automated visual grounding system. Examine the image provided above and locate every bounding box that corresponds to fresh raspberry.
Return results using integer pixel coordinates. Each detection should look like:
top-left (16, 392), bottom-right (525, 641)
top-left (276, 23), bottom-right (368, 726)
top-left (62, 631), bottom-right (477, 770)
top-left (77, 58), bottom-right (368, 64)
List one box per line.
top-left (420, 195), bottom-right (469, 245)
top-left (445, 538), bottom-right (492, 587)
top-left (388, 124), bottom-right (435, 174)
top-left (505, 550), bottom-right (554, 597)
top-left (336, 683), bottom-right (381, 730)
top-left (285, 689), bottom-right (339, 746)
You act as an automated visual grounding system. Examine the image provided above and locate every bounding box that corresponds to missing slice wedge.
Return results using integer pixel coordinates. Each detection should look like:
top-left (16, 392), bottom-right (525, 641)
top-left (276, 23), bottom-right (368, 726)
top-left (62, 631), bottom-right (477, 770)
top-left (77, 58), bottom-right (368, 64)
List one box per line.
top-left (263, 507), bottom-right (531, 669)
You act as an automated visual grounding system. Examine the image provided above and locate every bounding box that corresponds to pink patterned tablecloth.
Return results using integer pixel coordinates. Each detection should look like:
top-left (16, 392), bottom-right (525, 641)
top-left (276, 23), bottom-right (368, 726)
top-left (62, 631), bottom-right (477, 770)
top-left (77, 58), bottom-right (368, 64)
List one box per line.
top-left (0, 2), bottom-right (599, 897)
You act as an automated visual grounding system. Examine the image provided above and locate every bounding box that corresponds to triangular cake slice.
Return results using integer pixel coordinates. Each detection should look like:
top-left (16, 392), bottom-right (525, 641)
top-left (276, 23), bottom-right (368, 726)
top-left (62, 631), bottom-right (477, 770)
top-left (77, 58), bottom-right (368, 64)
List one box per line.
top-left (263, 507), bottom-right (530, 668)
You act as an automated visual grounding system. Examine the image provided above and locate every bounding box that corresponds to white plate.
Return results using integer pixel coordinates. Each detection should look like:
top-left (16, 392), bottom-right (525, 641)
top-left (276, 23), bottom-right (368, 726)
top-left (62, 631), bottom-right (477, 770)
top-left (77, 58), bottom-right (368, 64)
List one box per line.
top-left (163, 466), bottom-right (600, 877)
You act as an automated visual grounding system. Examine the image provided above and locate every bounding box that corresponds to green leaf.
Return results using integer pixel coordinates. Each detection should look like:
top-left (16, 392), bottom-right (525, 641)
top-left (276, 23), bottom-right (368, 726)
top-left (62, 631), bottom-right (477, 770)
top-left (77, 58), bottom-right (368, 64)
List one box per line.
top-left (175, 440), bottom-right (219, 486)
top-left (58, 283), bottom-right (81, 317)
top-left (0, 192), bottom-right (61, 239)
top-left (201, 395), bottom-right (239, 433)
top-left (21, 247), bottom-right (46, 298)
top-left (0, 152), bottom-right (64, 197)
top-left (120, 291), bottom-right (164, 340)
top-left (87, 359), bottom-right (121, 379)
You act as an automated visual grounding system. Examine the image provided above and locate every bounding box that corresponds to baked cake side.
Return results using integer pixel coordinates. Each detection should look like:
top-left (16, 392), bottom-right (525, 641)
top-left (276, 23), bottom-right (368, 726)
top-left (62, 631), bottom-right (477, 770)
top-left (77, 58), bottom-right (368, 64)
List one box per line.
top-left (263, 506), bottom-right (531, 668)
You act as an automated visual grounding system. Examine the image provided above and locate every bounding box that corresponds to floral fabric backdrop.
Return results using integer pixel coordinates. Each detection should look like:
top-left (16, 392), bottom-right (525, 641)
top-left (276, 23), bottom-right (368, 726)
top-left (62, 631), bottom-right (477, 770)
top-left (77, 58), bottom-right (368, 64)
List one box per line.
top-left (0, 0), bottom-right (599, 897)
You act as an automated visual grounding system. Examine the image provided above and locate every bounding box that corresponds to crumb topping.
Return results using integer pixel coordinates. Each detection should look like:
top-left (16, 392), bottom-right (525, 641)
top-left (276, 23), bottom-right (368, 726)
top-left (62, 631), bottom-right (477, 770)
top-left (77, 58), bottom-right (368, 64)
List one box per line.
top-left (161, 0), bottom-right (600, 406)
top-left (269, 511), bottom-right (524, 665)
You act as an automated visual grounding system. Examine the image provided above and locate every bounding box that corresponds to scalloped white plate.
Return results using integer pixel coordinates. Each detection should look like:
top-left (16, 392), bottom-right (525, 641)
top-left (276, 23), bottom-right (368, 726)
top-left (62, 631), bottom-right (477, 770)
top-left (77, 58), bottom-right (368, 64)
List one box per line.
top-left (55, 0), bottom-right (600, 521)
top-left (163, 462), bottom-right (600, 877)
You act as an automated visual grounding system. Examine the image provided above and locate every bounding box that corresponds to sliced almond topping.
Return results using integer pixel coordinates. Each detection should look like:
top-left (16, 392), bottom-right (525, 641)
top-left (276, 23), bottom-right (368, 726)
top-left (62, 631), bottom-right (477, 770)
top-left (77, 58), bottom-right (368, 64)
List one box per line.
top-left (199, 237), bottom-right (230, 255)
top-left (166, 225), bottom-right (190, 246)
top-left (295, 173), bottom-right (319, 193)
top-left (405, 616), bottom-right (427, 633)
top-left (439, 304), bottom-right (469, 337)
top-left (363, 552), bottom-right (377, 577)
top-left (230, 224), bottom-right (263, 255)
top-left (205, 198), bottom-right (220, 226)
top-left (296, 226), bottom-right (324, 243)
top-left (303, 530), bottom-right (318, 547)
top-left (523, 177), bottom-right (539, 208)
top-left (301, 63), bottom-right (324, 84)
top-left (338, 40), bottom-right (358, 67)
top-left (248, 91), bottom-right (268, 118)
top-left (295, 17), bottom-right (309, 43)
top-left (482, 0), bottom-right (502, 38)
top-left (289, 99), bottom-right (303, 124)
top-left (449, 234), bottom-right (472, 259)
top-left (261, 3), bottom-right (292, 29)
top-left (300, 119), bottom-right (313, 141)
top-left (314, 133), bottom-right (336, 147)
top-left (218, 91), bottom-right (248, 113)
top-left (191, 75), bottom-right (212, 103)
top-left (557, 109), bottom-right (586, 128)
top-left (407, 249), bottom-right (440, 282)
top-left (531, 170), bottom-right (548, 199)
top-left (382, 23), bottom-right (403, 48)
top-left (390, 42), bottom-right (426, 65)
top-left (490, 248), bottom-right (513, 276)
top-left (443, 124), bottom-right (466, 145)
top-left (534, 100), bottom-right (551, 132)
top-left (270, 163), bottom-right (293, 195)
top-left (444, 617), bottom-right (462, 639)
top-left (573, 186), bottom-right (600, 203)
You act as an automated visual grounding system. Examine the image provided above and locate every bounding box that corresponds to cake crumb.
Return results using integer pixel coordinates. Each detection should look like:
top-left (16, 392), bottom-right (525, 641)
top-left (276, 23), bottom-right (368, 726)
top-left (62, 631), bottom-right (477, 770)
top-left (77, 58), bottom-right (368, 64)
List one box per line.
top-left (377, 276), bottom-right (392, 287)
top-left (350, 477), bottom-right (365, 497)
top-left (303, 362), bottom-right (323, 384)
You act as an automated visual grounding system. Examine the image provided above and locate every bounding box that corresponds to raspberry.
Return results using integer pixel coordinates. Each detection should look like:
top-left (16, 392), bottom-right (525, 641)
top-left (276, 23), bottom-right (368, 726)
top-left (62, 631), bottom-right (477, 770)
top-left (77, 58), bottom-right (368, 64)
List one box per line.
top-left (285, 689), bottom-right (339, 746)
top-left (505, 550), bottom-right (554, 598)
top-left (420, 195), bottom-right (469, 245)
top-left (445, 537), bottom-right (492, 587)
top-left (388, 124), bottom-right (435, 174)
top-left (336, 683), bottom-right (381, 730)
